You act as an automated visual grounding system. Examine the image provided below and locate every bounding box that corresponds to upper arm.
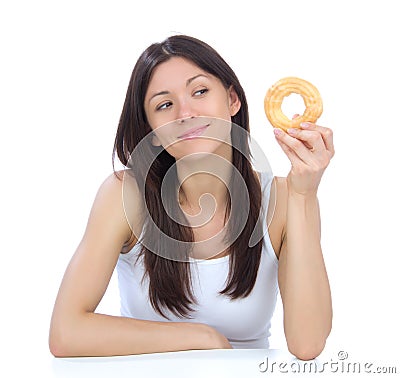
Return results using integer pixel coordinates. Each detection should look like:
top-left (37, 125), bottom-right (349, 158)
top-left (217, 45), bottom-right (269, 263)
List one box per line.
top-left (51, 170), bottom-right (143, 318)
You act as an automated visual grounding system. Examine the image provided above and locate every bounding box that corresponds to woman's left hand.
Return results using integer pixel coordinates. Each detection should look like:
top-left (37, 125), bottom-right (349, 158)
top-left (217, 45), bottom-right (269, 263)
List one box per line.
top-left (273, 115), bottom-right (334, 196)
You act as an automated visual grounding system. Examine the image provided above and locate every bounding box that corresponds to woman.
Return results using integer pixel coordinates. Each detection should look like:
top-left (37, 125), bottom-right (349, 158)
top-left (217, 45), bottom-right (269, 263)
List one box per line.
top-left (49, 35), bottom-right (333, 360)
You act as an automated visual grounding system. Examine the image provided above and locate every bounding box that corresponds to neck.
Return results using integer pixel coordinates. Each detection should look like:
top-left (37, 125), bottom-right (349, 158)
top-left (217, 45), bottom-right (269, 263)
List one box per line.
top-left (176, 142), bottom-right (233, 218)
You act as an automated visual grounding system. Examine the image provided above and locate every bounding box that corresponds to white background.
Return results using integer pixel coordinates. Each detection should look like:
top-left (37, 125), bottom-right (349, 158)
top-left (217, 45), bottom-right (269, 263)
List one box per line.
top-left (1, 0), bottom-right (399, 375)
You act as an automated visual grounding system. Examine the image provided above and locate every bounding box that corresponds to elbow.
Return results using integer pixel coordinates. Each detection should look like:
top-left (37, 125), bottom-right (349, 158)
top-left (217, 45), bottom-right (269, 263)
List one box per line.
top-left (49, 327), bottom-right (68, 358)
top-left (49, 340), bottom-right (66, 358)
top-left (49, 337), bottom-right (64, 358)
top-left (287, 338), bottom-right (327, 361)
top-left (286, 315), bottom-right (332, 361)
top-left (289, 325), bottom-right (332, 360)
top-left (49, 320), bottom-right (76, 358)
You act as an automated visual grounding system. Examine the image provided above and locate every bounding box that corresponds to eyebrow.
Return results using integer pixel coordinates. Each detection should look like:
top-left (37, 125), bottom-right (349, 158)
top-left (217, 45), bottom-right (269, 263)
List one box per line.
top-left (148, 74), bottom-right (209, 103)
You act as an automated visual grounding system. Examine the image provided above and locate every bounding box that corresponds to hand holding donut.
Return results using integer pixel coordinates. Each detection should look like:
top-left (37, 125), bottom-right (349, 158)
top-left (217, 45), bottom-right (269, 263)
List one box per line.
top-left (264, 77), bottom-right (334, 196)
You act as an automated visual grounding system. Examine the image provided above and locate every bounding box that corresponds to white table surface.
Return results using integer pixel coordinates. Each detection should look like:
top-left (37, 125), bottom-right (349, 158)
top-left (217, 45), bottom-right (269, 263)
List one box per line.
top-left (48, 347), bottom-right (400, 378)
top-left (51, 349), bottom-right (294, 378)
top-left (10, 346), bottom-right (397, 377)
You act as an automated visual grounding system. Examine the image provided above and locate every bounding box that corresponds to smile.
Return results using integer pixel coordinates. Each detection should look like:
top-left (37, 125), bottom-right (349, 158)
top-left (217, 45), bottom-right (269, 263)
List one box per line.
top-left (177, 124), bottom-right (210, 139)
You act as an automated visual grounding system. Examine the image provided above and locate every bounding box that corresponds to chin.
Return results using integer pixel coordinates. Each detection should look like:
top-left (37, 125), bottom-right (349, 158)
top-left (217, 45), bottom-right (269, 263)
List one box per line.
top-left (168, 138), bottom-right (230, 162)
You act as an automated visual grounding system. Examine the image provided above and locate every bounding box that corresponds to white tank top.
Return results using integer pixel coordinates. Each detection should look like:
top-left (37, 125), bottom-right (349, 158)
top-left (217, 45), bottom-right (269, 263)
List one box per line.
top-left (116, 170), bottom-right (279, 349)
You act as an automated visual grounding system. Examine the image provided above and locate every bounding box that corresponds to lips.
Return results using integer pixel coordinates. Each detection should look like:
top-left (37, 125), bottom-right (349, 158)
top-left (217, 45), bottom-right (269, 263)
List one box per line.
top-left (178, 124), bottom-right (209, 139)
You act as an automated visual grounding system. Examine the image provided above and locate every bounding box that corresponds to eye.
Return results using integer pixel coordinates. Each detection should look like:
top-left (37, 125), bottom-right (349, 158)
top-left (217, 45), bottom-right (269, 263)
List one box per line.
top-left (156, 101), bottom-right (172, 111)
top-left (193, 88), bottom-right (208, 96)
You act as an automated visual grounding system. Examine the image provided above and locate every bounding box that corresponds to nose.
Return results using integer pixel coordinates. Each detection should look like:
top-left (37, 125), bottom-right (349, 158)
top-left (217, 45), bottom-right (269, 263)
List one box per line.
top-left (176, 98), bottom-right (196, 122)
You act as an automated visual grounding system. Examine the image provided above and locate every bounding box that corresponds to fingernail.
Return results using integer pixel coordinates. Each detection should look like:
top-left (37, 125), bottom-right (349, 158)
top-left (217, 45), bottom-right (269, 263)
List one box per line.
top-left (287, 128), bottom-right (297, 135)
top-left (300, 122), bottom-right (310, 128)
top-left (274, 128), bottom-right (283, 136)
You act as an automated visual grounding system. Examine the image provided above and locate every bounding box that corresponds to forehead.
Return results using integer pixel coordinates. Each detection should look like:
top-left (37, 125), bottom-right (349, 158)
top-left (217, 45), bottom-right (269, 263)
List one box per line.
top-left (147, 57), bottom-right (209, 90)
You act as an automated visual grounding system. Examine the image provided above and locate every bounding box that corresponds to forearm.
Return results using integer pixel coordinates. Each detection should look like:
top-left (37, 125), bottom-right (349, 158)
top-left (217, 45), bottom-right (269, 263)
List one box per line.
top-left (281, 191), bottom-right (332, 355)
top-left (49, 312), bottom-right (222, 357)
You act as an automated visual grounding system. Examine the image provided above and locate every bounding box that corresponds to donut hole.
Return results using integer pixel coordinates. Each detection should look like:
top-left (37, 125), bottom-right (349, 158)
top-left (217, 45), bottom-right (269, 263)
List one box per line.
top-left (281, 93), bottom-right (306, 119)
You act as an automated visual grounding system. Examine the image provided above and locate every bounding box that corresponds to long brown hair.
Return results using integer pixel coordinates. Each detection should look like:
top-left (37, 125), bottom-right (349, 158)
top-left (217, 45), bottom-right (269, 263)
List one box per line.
top-left (112, 35), bottom-right (263, 318)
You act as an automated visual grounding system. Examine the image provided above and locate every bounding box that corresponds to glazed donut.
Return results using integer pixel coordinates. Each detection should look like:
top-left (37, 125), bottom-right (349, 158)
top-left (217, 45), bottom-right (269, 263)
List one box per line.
top-left (264, 77), bottom-right (323, 131)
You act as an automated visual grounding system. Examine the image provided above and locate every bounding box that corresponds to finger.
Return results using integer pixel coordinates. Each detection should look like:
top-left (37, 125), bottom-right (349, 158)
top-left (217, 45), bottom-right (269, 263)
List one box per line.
top-left (287, 128), bottom-right (326, 153)
top-left (318, 126), bottom-right (334, 155)
top-left (274, 128), bottom-right (312, 164)
top-left (300, 122), bottom-right (335, 154)
top-left (274, 131), bottom-right (307, 167)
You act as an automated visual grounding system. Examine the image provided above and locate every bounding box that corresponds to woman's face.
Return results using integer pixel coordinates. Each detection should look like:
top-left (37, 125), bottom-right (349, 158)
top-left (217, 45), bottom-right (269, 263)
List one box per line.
top-left (144, 57), bottom-right (241, 160)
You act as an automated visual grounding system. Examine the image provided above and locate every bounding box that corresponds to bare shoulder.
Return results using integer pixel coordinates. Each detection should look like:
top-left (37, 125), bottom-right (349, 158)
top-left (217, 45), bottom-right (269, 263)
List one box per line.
top-left (99, 169), bottom-right (134, 191)
top-left (85, 169), bottom-right (144, 251)
top-left (267, 176), bottom-right (288, 259)
top-left (97, 169), bottom-right (142, 206)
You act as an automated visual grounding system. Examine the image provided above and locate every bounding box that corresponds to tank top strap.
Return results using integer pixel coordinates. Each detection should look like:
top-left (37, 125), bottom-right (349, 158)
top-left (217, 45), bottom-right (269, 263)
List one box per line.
top-left (257, 170), bottom-right (278, 264)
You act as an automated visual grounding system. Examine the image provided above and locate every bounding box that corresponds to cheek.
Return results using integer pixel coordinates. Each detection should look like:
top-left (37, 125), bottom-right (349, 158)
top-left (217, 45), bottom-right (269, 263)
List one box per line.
top-left (148, 112), bottom-right (178, 131)
top-left (150, 119), bottom-right (181, 148)
top-left (145, 111), bottom-right (161, 130)
top-left (145, 105), bottom-right (169, 129)
top-left (213, 92), bottom-right (234, 119)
